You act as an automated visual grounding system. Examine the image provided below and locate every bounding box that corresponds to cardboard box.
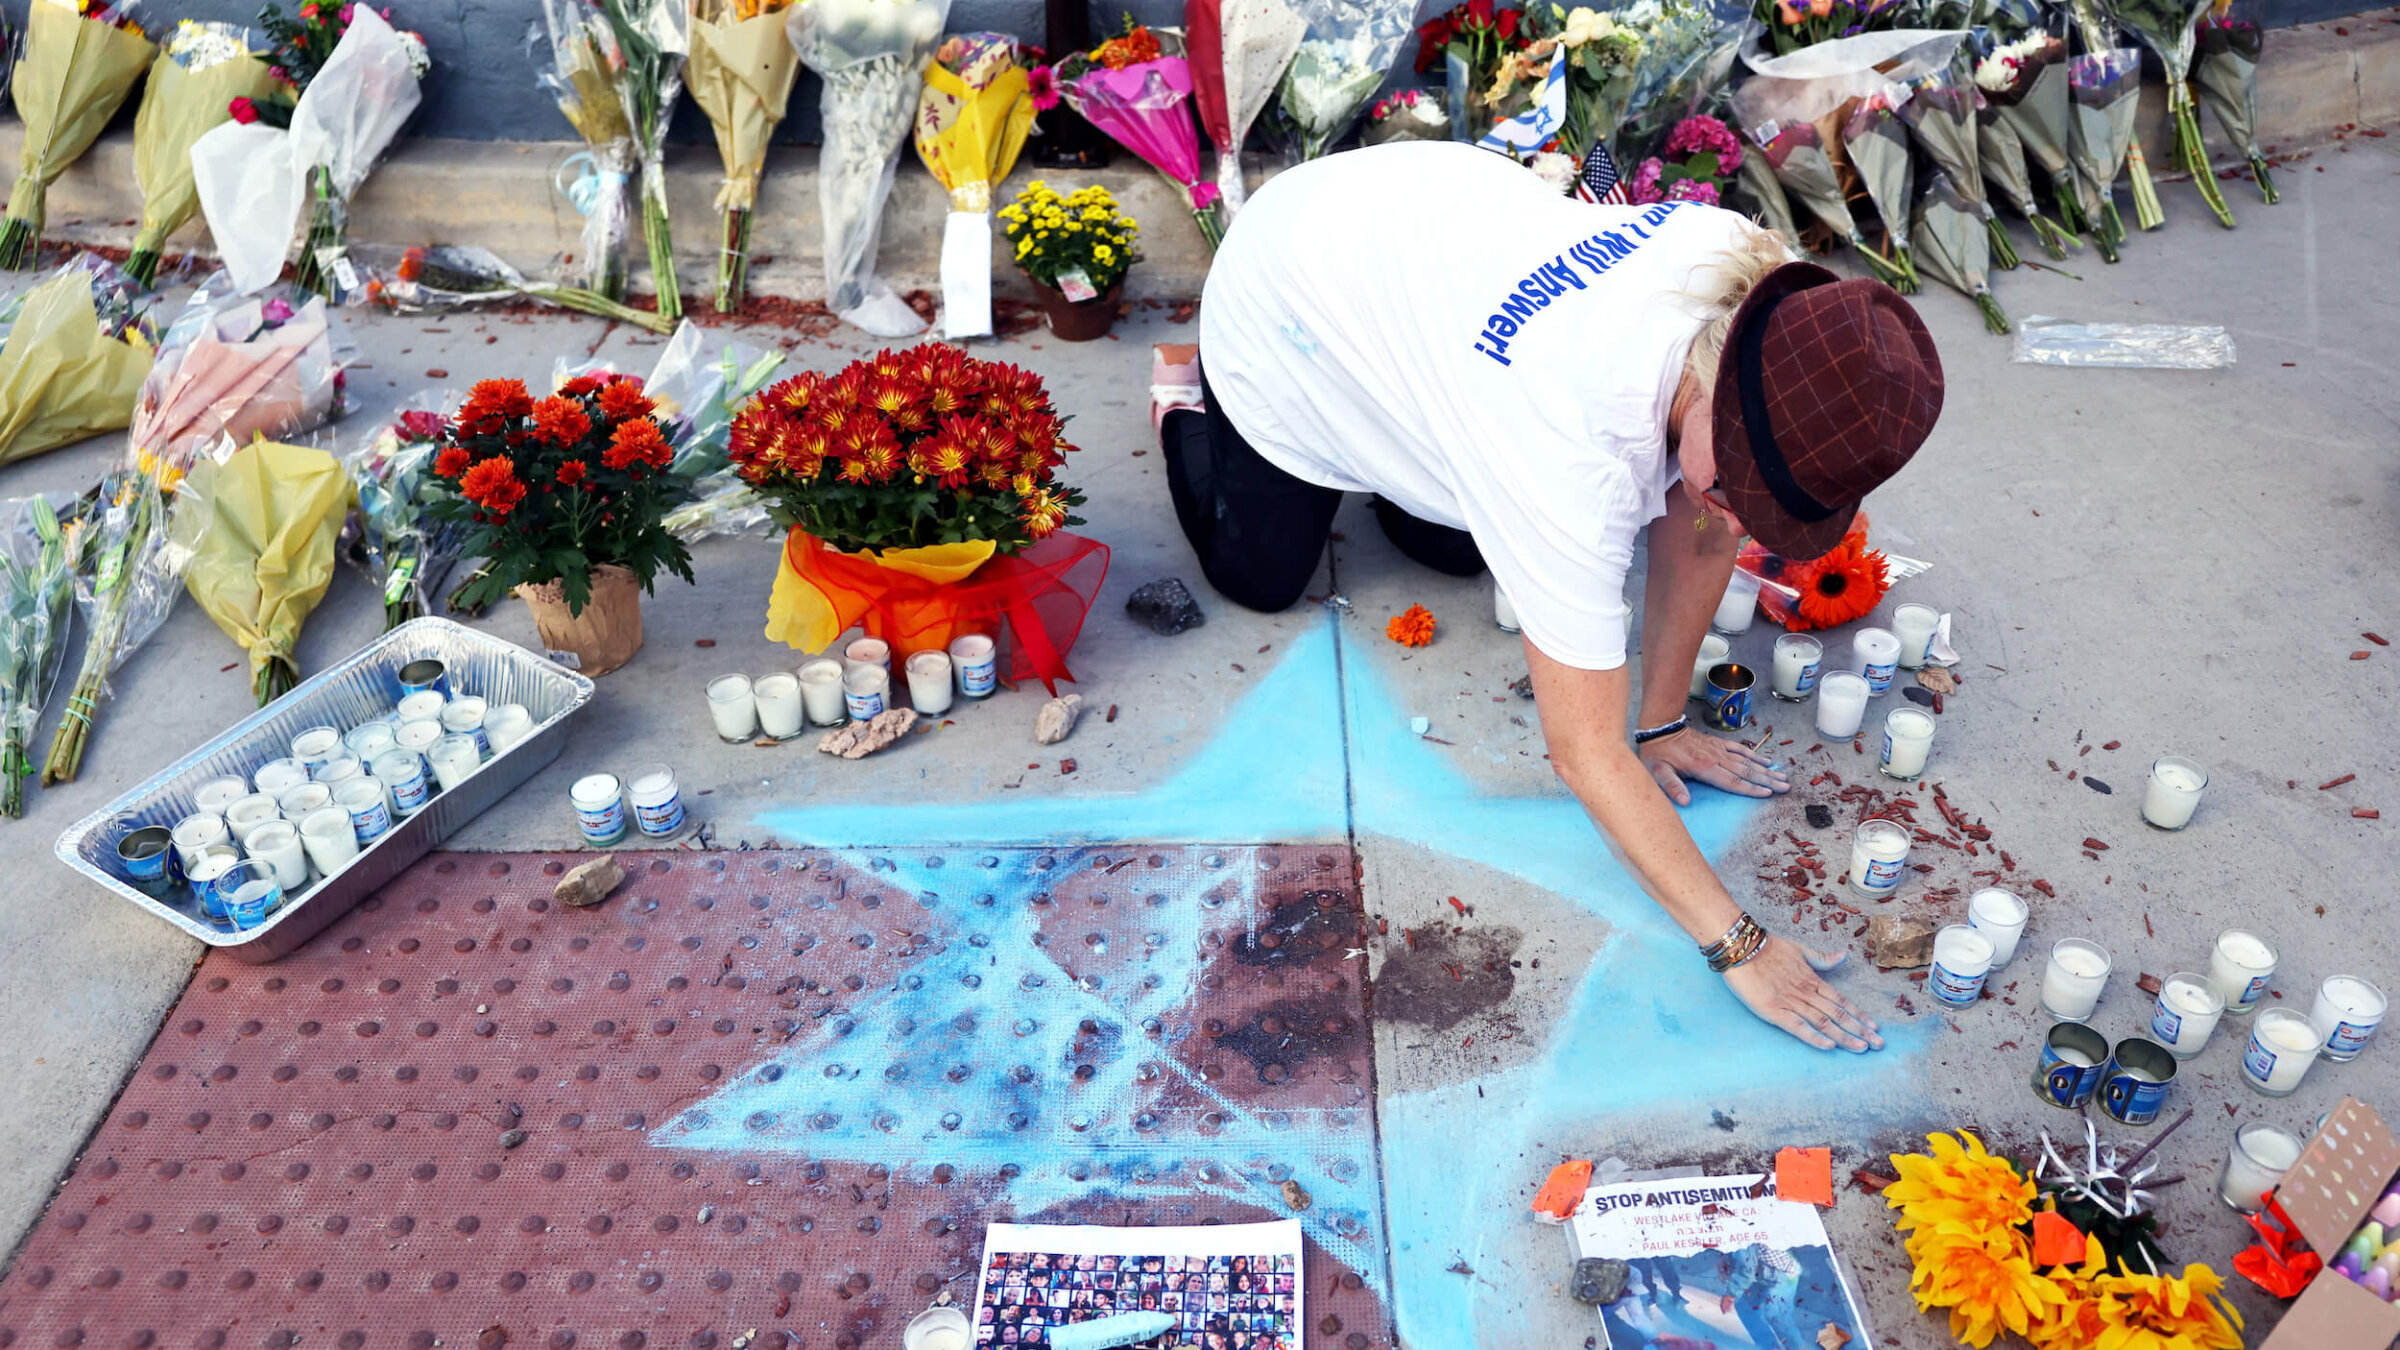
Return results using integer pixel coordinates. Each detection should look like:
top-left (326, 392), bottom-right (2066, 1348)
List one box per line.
top-left (2260, 1096), bottom-right (2400, 1350)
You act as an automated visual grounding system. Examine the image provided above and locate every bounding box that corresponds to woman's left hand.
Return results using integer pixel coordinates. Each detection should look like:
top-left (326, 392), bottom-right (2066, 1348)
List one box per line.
top-left (1639, 728), bottom-right (1790, 805)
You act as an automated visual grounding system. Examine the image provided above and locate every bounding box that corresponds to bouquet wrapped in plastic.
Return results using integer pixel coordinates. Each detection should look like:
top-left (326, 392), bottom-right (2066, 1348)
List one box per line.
top-left (0, 255), bottom-right (157, 467)
top-left (1841, 90), bottom-right (1919, 291)
top-left (1186, 0), bottom-right (1304, 213)
top-left (350, 243), bottom-right (676, 332)
top-left (789, 0), bottom-right (951, 336)
top-left (1411, 0), bottom-right (1533, 141)
top-left (189, 5), bottom-right (429, 298)
top-left (43, 467), bottom-right (193, 785)
top-left (1975, 91), bottom-right (2071, 257)
top-left (0, 495), bottom-right (75, 816)
top-left (1360, 87), bottom-right (1451, 145)
top-left (1733, 144), bottom-right (1800, 237)
top-left (1057, 25), bottom-right (1222, 248)
top-left (1896, 62), bottom-right (2016, 269)
top-left (2066, 46), bottom-right (2143, 260)
top-left (913, 32), bottom-right (1034, 339)
top-left (342, 396), bottom-right (470, 628)
top-left (129, 277), bottom-right (344, 487)
top-left (1610, 0), bottom-right (1737, 168)
top-left (1912, 169), bottom-right (2008, 333)
top-left (592, 0), bottom-right (690, 318)
top-left (539, 0), bottom-right (640, 299)
top-left (1973, 30), bottom-right (2090, 238)
top-left (127, 21), bottom-right (279, 288)
top-left (1740, 118), bottom-right (1909, 287)
top-left (689, 0), bottom-right (802, 311)
top-left (2119, 0), bottom-right (2234, 226)
top-left (172, 438), bottom-right (353, 705)
top-left (0, 0), bottom-right (157, 269)
top-left (1267, 0), bottom-right (1415, 163)
top-left (2195, 10), bottom-right (2273, 203)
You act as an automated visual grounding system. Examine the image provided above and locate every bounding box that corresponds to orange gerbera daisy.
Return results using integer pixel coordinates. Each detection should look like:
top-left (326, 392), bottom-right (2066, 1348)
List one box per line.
top-left (1386, 604), bottom-right (1436, 648)
top-left (1791, 538), bottom-right (1890, 630)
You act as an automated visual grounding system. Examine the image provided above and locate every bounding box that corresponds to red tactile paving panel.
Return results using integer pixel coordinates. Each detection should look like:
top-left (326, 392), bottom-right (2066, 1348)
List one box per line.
top-left (0, 847), bottom-right (1390, 1350)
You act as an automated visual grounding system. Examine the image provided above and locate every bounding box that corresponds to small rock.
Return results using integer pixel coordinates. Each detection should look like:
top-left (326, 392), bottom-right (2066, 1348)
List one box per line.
top-left (2084, 776), bottom-right (2113, 794)
top-left (1866, 916), bottom-right (1939, 970)
top-left (698, 1205), bottom-right (714, 1223)
top-left (1901, 686), bottom-right (1936, 708)
top-left (1916, 667), bottom-right (1956, 694)
top-left (552, 855), bottom-right (625, 908)
top-left (1510, 674), bottom-right (1535, 699)
top-left (1125, 577), bottom-right (1206, 635)
top-left (500, 1129), bottom-right (527, 1149)
top-left (1804, 804), bottom-right (1835, 830)
top-left (1280, 1178), bottom-right (1312, 1211)
top-left (1570, 1257), bottom-right (1627, 1306)
top-left (817, 709), bottom-right (918, 759)
top-left (1033, 694), bottom-right (1084, 745)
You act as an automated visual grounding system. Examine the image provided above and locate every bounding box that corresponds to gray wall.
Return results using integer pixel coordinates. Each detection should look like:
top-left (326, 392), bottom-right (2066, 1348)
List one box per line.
top-left (0, 0), bottom-right (2357, 145)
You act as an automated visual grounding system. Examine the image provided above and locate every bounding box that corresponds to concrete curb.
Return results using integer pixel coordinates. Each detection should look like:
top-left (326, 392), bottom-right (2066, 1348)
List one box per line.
top-left (4, 9), bottom-right (2393, 305)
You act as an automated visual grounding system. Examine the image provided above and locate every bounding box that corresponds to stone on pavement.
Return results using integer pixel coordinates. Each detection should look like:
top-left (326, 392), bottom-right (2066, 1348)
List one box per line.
top-left (552, 853), bottom-right (625, 907)
top-left (1032, 693), bottom-right (1083, 745)
top-left (1125, 576), bottom-right (1206, 634)
top-left (816, 707), bottom-right (918, 758)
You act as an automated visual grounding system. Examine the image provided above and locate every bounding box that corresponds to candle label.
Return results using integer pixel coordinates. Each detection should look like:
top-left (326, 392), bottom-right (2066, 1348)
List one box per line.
top-left (844, 688), bottom-right (886, 722)
top-left (1797, 659), bottom-right (1821, 694)
top-left (1930, 960), bottom-right (1985, 1008)
top-left (385, 768), bottom-right (429, 812)
top-left (1859, 856), bottom-right (1905, 892)
top-left (2330, 1020), bottom-right (2381, 1057)
top-left (2237, 974), bottom-right (2269, 1010)
top-left (2102, 1069), bottom-right (2170, 1127)
top-left (1862, 659), bottom-right (1896, 694)
top-left (634, 791), bottom-right (685, 837)
top-left (575, 796), bottom-right (625, 845)
top-left (2151, 1004), bottom-right (2183, 1044)
top-left (958, 655), bottom-right (998, 697)
top-left (226, 880), bottom-right (281, 928)
top-left (345, 793), bottom-right (394, 843)
top-left (2244, 1038), bottom-right (2279, 1085)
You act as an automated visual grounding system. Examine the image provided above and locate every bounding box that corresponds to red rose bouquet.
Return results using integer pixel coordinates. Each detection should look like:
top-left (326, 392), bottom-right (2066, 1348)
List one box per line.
top-left (733, 343), bottom-right (1108, 689)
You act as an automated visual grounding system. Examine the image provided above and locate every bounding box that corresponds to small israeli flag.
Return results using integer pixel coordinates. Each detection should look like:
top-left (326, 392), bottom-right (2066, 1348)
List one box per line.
top-left (1474, 45), bottom-right (1569, 155)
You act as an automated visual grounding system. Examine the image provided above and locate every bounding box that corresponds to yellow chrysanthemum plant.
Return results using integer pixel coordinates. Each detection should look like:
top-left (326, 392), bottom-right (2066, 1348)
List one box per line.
top-left (999, 180), bottom-right (1142, 298)
top-left (1885, 1131), bottom-right (2245, 1350)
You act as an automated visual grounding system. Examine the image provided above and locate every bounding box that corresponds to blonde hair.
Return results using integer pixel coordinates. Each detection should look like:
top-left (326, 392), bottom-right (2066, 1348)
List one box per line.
top-left (1678, 221), bottom-right (1796, 395)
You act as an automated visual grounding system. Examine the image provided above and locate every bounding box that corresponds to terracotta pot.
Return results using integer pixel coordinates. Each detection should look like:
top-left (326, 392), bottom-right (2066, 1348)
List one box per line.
top-left (515, 564), bottom-right (645, 676)
top-left (1037, 281), bottom-right (1122, 342)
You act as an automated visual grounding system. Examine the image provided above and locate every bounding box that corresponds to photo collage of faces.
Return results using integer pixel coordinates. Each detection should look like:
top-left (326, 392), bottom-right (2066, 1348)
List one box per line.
top-left (975, 1250), bottom-right (1299, 1349)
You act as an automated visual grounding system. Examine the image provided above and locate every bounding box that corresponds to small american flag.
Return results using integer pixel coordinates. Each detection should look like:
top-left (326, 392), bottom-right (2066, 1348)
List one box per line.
top-left (1570, 140), bottom-right (1630, 205)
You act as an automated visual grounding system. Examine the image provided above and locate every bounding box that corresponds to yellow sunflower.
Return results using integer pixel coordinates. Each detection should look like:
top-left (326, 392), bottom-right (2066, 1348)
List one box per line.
top-left (1885, 1130), bottom-right (2036, 1239)
top-left (1906, 1228), bottom-right (2067, 1348)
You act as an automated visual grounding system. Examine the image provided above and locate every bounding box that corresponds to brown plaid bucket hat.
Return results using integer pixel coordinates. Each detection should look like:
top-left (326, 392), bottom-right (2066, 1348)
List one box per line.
top-left (1708, 262), bottom-right (1945, 562)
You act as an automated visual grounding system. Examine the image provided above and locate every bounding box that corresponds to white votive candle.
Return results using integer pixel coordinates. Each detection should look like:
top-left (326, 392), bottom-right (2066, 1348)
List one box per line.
top-left (906, 650), bottom-right (955, 715)
top-left (395, 690), bottom-right (447, 725)
top-left (192, 775), bottom-right (249, 816)
top-left (253, 757), bottom-right (312, 796)
top-left (312, 755), bottom-right (363, 787)
top-left (1712, 571), bottom-right (1762, 635)
top-left (1771, 633), bottom-right (1823, 701)
top-left (371, 749), bottom-right (431, 813)
top-left (171, 811), bottom-right (231, 872)
top-left (706, 674), bottom-right (758, 743)
top-left (2150, 971), bottom-right (2226, 1060)
top-left (1494, 584), bottom-right (1519, 633)
top-left (799, 658), bottom-right (847, 725)
top-left (628, 764), bottom-right (686, 838)
top-left (2243, 1007), bottom-right (2320, 1097)
top-left (1853, 628), bottom-right (1900, 695)
top-left (753, 674), bottom-right (803, 739)
top-left (241, 818), bottom-right (310, 890)
top-left (334, 776), bottom-right (393, 843)
top-left (1891, 603), bottom-right (1940, 669)
top-left (843, 636), bottom-right (891, 674)
top-left (1689, 634), bottom-right (1731, 700)
top-left (2142, 756), bottom-right (2208, 830)
top-left (428, 734), bottom-right (482, 792)
top-left (2219, 1123), bottom-right (2303, 1213)
top-left (482, 703), bottom-right (534, 754)
top-left (1967, 888), bottom-right (2029, 967)
top-left (276, 782), bottom-right (332, 820)
top-left (395, 719), bottom-right (442, 765)
top-left (219, 858), bottom-right (284, 928)
top-left (949, 634), bottom-right (998, 698)
top-left (1847, 818), bottom-right (1910, 900)
top-left (344, 721), bottom-right (396, 764)
top-left (843, 665), bottom-right (889, 722)
top-left (2310, 975), bottom-right (2388, 1062)
top-left (440, 697), bottom-right (491, 757)
top-left (1929, 924), bottom-right (1995, 1008)
top-left (570, 773), bottom-right (625, 846)
top-left (297, 805), bottom-right (361, 876)
top-left (289, 725), bottom-right (343, 767)
top-left (2208, 929), bottom-right (2278, 1016)
top-left (223, 794), bottom-right (280, 840)
top-left (1879, 706), bottom-right (1936, 780)
top-left (1815, 671), bottom-right (1870, 739)
top-left (2041, 938), bottom-right (2112, 1023)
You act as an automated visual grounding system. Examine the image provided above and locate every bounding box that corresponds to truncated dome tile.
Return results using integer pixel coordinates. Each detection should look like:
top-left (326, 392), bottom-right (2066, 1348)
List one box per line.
top-left (0, 847), bottom-right (1391, 1350)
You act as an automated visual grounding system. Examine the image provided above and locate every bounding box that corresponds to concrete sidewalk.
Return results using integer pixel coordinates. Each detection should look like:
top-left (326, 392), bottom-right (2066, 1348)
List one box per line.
top-left (0, 135), bottom-right (2393, 1349)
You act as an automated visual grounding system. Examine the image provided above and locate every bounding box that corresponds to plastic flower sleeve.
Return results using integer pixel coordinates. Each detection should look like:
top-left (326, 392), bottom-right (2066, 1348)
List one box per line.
top-left (341, 391), bottom-right (469, 628)
top-left (1841, 93), bottom-right (1919, 291)
top-left (914, 33), bottom-right (1034, 340)
top-left (284, 8), bottom-right (427, 298)
top-left (2066, 47), bottom-right (2142, 260)
top-left (0, 0), bottom-right (158, 269)
top-left (172, 438), bottom-right (353, 705)
top-left (1911, 170), bottom-right (2007, 334)
top-left (0, 259), bottom-right (155, 467)
top-left (2194, 17), bottom-right (2272, 203)
top-left (594, 0), bottom-right (688, 319)
top-left (1186, 0), bottom-right (1305, 213)
top-left (1897, 64), bottom-right (2015, 269)
top-left (1733, 147), bottom-right (1800, 239)
top-left (688, 0), bottom-right (803, 312)
top-left (127, 22), bottom-right (279, 288)
top-left (537, 0), bottom-right (640, 299)
top-left (43, 466), bottom-right (201, 786)
top-left (0, 493), bottom-right (75, 816)
top-left (789, 0), bottom-right (951, 337)
top-left (345, 242), bottom-right (675, 333)
top-left (1612, 7), bottom-right (1738, 167)
top-left (2117, 0), bottom-right (2232, 226)
top-left (1737, 117), bottom-right (1908, 289)
top-left (2012, 316), bottom-right (2235, 369)
top-left (1269, 0), bottom-right (1413, 162)
top-left (1063, 53), bottom-right (1222, 248)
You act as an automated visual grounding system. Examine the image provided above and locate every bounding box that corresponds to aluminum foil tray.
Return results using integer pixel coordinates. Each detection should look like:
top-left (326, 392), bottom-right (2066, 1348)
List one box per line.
top-left (55, 617), bottom-right (594, 961)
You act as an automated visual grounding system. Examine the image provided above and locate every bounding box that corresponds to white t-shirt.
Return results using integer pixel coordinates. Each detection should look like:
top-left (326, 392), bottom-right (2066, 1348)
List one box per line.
top-left (1200, 141), bottom-right (1761, 671)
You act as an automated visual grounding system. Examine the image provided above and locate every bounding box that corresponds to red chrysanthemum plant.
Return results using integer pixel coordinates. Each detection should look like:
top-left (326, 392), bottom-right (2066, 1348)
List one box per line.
top-left (430, 373), bottom-right (698, 616)
top-left (726, 343), bottom-right (1087, 554)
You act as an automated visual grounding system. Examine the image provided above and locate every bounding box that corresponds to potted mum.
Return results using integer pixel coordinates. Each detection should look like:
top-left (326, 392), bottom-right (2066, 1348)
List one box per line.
top-left (727, 342), bottom-right (1111, 691)
top-left (998, 180), bottom-right (1140, 342)
top-left (431, 374), bottom-right (696, 675)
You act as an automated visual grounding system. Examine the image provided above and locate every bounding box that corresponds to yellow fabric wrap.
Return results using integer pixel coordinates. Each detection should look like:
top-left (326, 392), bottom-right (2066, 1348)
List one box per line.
top-left (132, 50), bottom-right (280, 257)
top-left (7, 2), bottom-right (157, 227)
top-left (914, 61), bottom-right (1032, 213)
top-left (765, 537), bottom-right (996, 654)
top-left (0, 269), bottom-right (151, 466)
top-left (175, 439), bottom-right (354, 699)
top-left (688, 11), bottom-right (801, 213)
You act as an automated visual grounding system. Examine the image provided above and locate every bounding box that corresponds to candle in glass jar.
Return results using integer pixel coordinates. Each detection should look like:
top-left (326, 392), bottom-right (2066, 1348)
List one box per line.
top-left (627, 764), bottom-right (686, 839)
top-left (312, 755), bottom-right (363, 787)
top-left (906, 650), bottom-right (955, 715)
top-left (753, 674), bottom-right (803, 740)
top-left (395, 720), bottom-right (442, 777)
top-left (1494, 584), bottom-right (1519, 634)
top-left (428, 734), bottom-right (482, 792)
top-left (799, 658), bottom-right (847, 725)
top-left (186, 845), bottom-right (240, 920)
top-left (1891, 603), bottom-right (1940, 669)
top-left (1712, 571), bottom-right (1762, 635)
top-left (2219, 1123), bottom-right (2303, 1213)
top-left (706, 674), bottom-right (758, 743)
top-left (1879, 707), bottom-right (1936, 780)
top-left (569, 773), bottom-right (625, 846)
top-left (2242, 1008), bottom-right (2321, 1097)
top-left (241, 818), bottom-right (310, 890)
top-left (254, 757), bottom-right (312, 796)
top-left (2311, 975), bottom-right (2388, 1062)
top-left (844, 637), bottom-right (891, 674)
top-left (1814, 671), bottom-right (1870, 738)
top-left (1853, 628), bottom-right (1900, 695)
top-left (482, 703), bottom-right (534, 754)
top-left (395, 690), bottom-right (447, 725)
top-left (1847, 819), bottom-right (1910, 900)
top-left (1928, 924), bottom-right (1995, 1008)
top-left (1689, 634), bottom-right (1731, 700)
top-left (843, 665), bottom-right (889, 722)
top-left (276, 782), bottom-right (332, 820)
top-left (2142, 756), bottom-right (2208, 830)
top-left (333, 776), bottom-right (393, 843)
top-left (289, 724), bottom-right (343, 767)
top-left (2041, 939), bottom-right (2112, 1023)
top-left (2208, 929), bottom-right (2277, 1015)
top-left (297, 806), bottom-right (361, 877)
top-left (193, 775), bottom-right (249, 816)
top-left (1770, 634), bottom-right (1822, 701)
top-left (1967, 888), bottom-right (2029, 967)
top-left (2150, 972), bottom-right (2226, 1060)
top-left (440, 698), bottom-right (491, 757)
top-left (949, 634), bottom-right (998, 698)
top-left (171, 811), bottom-right (231, 872)
top-left (371, 749), bottom-right (431, 813)
top-left (344, 721), bottom-right (396, 764)
top-left (219, 858), bottom-right (285, 928)
top-left (223, 793), bottom-right (280, 840)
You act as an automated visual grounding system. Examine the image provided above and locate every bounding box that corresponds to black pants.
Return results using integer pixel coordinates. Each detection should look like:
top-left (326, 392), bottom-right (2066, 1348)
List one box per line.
top-left (1161, 372), bottom-right (1484, 613)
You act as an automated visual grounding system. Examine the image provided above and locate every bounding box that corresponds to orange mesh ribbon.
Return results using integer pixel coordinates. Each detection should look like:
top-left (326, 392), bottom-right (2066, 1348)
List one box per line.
top-left (770, 528), bottom-right (1109, 694)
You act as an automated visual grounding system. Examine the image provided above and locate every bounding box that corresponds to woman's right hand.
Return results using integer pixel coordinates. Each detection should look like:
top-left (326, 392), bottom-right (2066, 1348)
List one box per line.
top-left (1721, 936), bottom-right (1884, 1052)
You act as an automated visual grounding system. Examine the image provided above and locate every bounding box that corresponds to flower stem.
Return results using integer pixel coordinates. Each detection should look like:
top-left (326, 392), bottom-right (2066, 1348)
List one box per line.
top-left (2048, 171), bottom-right (2089, 237)
top-left (124, 248), bottom-right (162, 289)
top-left (2126, 140), bottom-right (2166, 230)
top-left (1985, 213), bottom-right (2021, 271)
top-left (1976, 290), bottom-right (2011, 336)
top-left (716, 208), bottom-right (751, 313)
top-left (292, 167), bottom-right (346, 298)
top-left (526, 283), bottom-right (677, 334)
top-left (2249, 153), bottom-right (2278, 205)
top-left (2172, 85), bottom-right (2236, 229)
top-left (0, 217), bottom-right (36, 271)
top-left (643, 185), bottom-right (680, 322)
